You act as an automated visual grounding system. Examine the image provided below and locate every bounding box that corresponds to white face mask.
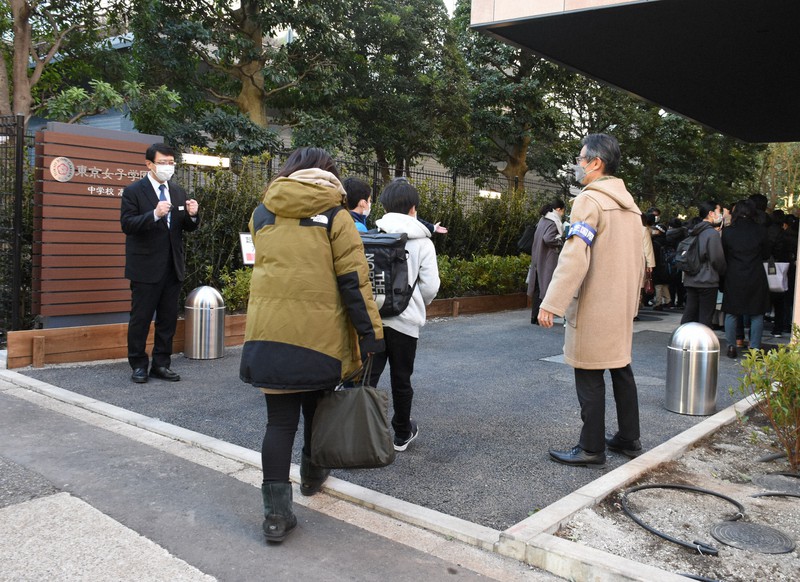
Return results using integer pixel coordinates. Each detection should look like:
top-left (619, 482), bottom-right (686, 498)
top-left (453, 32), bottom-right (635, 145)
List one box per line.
top-left (152, 164), bottom-right (175, 183)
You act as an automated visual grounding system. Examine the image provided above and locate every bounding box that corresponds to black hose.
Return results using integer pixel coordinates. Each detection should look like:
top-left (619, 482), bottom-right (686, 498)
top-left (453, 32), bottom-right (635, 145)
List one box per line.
top-left (751, 492), bottom-right (800, 499)
top-left (757, 452), bottom-right (787, 462)
top-left (621, 483), bottom-right (745, 556)
top-left (678, 575), bottom-right (725, 582)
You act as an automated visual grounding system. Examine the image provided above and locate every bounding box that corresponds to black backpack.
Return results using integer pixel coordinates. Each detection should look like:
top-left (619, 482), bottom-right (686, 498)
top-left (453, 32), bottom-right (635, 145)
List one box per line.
top-left (360, 231), bottom-right (417, 317)
top-left (673, 234), bottom-right (701, 275)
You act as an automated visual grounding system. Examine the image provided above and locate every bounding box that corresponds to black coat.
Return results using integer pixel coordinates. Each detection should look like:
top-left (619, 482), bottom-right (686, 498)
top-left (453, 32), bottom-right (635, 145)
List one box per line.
top-left (721, 219), bottom-right (770, 315)
top-left (120, 177), bottom-right (200, 283)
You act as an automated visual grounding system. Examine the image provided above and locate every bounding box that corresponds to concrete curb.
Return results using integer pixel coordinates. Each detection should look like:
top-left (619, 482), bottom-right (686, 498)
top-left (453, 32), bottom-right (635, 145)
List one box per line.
top-left (0, 366), bottom-right (760, 581)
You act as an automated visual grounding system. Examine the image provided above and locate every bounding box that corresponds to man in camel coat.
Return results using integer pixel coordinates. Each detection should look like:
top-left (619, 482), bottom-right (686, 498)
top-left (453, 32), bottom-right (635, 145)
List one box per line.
top-left (538, 134), bottom-right (644, 467)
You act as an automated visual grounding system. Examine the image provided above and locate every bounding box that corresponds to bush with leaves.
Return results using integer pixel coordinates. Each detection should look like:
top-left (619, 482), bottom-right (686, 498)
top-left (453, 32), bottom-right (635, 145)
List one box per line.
top-left (437, 254), bottom-right (529, 298)
top-left (178, 158), bottom-right (269, 301)
top-left (735, 325), bottom-right (800, 472)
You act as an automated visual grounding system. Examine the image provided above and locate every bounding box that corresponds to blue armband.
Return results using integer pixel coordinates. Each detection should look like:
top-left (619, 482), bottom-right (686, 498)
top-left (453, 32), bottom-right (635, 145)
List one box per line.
top-left (566, 221), bottom-right (596, 246)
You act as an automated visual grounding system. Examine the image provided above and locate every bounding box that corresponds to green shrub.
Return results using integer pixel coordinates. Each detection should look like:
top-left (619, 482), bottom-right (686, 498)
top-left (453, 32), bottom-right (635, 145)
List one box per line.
top-left (436, 254), bottom-right (529, 298)
top-left (218, 254), bottom-right (531, 311)
top-left (735, 325), bottom-right (800, 472)
top-left (217, 266), bottom-right (252, 313)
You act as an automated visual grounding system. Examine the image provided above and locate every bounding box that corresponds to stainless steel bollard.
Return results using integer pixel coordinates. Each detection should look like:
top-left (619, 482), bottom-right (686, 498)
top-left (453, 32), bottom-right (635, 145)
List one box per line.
top-left (665, 322), bottom-right (719, 415)
top-left (184, 286), bottom-right (225, 359)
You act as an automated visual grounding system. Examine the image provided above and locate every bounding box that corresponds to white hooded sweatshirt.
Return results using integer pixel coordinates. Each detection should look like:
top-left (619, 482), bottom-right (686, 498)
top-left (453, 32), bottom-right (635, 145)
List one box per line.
top-left (374, 213), bottom-right (441, 338)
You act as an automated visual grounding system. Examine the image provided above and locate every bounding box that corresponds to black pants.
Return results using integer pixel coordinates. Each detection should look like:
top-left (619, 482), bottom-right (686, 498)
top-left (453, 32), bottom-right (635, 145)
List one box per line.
top-left (127, 265), bottom-right (181, 369)
top-left (262, 391), bottom-right (321, 483)
top-left (368, 326), bottom-right (417, 440)
top-left (574, 365), bottom-right (640, 454)
top-left (680, 286), bottom-right (717, 328)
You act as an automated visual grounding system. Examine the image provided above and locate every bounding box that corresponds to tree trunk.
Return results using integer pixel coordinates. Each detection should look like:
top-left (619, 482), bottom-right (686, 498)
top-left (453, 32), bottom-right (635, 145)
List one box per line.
top-left (376, 146), bottom-right (391, 184)
top-left (235, 64), bottom-right (268, 127)
top-left (11, 0), bottom-right (33, 119)
top-left (0, 50), bottom-right (11, 116)
top-left (501, 136), bottom-right (530, 191)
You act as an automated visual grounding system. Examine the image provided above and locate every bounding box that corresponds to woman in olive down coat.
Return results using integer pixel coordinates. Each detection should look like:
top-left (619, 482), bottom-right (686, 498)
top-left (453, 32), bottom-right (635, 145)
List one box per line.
top-left (240, 147), bottom-right (384, 543)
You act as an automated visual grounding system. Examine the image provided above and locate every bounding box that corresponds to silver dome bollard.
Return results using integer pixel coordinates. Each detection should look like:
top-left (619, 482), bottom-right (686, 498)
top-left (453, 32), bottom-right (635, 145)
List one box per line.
top-left (184, 286), bottom-right (225, 359)
top-left (665, 322), bottom-right (719, 415)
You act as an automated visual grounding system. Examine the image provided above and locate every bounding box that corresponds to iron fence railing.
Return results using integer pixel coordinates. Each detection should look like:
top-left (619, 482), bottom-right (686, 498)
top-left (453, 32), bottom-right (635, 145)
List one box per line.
top-left (0, 115), bottom-right (34, 344)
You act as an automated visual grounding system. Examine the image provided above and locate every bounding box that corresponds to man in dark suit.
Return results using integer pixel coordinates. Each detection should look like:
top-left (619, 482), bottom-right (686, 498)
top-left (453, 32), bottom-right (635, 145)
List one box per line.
top-left (121, 143), bottom-right (200, 383)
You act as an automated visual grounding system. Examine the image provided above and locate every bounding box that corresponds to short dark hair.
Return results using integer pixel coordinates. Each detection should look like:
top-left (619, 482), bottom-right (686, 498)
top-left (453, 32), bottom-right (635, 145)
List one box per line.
top-left (669, 217), bottom-right (683, 228)
top-left (343, 177), bottom-right (371, 210)
top-left (145, 143), bottom-right (177, 162)
top-left (697, 201), bottom-right (718, 220)
top-left (380, 177), bottom-right (419, 214)
top-left (644, 213), bottom-right (656, 227)
top-left (647, 207), bottom-right (661, 215)
top-left (539, 198), bottom-right (565, 217)
top-left (276, 147), bottom-right (339, 179)
top-left (731, 199), bottom-right (756, 224)
top-left (748, 193), bottom-right (768, 211)
top-left (582, 133), bottom-right (621, 175)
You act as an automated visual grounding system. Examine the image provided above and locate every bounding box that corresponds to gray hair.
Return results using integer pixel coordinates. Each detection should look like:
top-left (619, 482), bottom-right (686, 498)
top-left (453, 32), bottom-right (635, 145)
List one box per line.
top-left (582, 134), bottom-right (621, 175)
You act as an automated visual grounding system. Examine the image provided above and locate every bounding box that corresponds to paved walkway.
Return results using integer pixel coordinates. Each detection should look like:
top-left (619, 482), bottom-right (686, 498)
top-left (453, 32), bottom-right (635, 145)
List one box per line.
top-left (0, 308), bottom-right (774, 580)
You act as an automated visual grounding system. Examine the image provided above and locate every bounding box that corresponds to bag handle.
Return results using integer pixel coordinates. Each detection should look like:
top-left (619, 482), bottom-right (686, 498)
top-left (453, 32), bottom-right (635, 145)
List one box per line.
top-left (334, 355), bottom-right (373, 391)
top-left (766, 255), bottom-right (777, 275)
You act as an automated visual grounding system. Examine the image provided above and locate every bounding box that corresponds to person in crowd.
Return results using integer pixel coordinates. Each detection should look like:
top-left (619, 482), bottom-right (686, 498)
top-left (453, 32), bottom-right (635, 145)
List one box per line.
top-left (527, 199), bottom-right (565, 324)
top-left (539, 134), bottom-right (643, 467)
top-left (721, 199), bottom-right (771, 357)
top-left (646, 206), bottom-right (662, 225)
top-left (120, 143), bottom-right (200, 384)
top-left (651, 223), bottom-right (673, 310)
top-left (749, 193), bottom-right (771, 227)
top-left (639, 213), bottom-right (656, 314)
top-left (680, 201), bottom-right (726, 328)
top-left (239, 147), bottom-right (384, 543)
top-left (367, 178), bottom-right (440, 452)
top-left (780, 215), bottom-right (798, 334)
top-left (767, 210), bottom-right (795, 337)
top-left (666, 218), bottom-right (688, 308)
top-left (345, 176), bottom-right (448, 235)
top-left (343, 177), bottom-right (372, 232)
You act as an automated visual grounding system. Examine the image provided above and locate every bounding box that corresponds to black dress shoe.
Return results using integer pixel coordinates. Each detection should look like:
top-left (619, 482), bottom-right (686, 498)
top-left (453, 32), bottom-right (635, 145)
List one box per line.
top-left (726, 345), bottom-right (737, 359)
top-left (131, 368), bottom-right (148, 383)
top-left (548, 445), bottom-right (606, 467)
top-left (605, 434), bottom-right (643, 458)
top-left (149, 366), bottom-right (180, 382)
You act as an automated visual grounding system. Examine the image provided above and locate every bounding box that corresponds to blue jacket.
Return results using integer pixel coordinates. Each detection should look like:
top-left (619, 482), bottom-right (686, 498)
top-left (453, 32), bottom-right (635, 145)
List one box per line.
top-left (350, 210), bottom-right (368, 232)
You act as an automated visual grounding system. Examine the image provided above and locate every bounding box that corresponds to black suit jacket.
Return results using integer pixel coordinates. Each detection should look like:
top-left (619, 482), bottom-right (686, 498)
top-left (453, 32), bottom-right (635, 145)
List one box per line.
top-left (120, 177), bottom-right (200, 283)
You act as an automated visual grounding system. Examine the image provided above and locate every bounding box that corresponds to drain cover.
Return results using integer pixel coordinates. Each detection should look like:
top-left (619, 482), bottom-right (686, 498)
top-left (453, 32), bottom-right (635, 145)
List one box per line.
top-left (752, 473), bottom-right (800, 496)
top-left (709, 522), bottom-right (796, 554)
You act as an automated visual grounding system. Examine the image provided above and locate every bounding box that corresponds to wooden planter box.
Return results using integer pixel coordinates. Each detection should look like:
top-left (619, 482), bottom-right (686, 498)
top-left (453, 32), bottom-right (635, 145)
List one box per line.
top-left (6, 293), bottom-right (529, 369)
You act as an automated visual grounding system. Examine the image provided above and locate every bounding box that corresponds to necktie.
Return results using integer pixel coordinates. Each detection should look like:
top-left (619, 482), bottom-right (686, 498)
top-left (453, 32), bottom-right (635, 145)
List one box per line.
top-left (159, 184), bottom-right (170, 227)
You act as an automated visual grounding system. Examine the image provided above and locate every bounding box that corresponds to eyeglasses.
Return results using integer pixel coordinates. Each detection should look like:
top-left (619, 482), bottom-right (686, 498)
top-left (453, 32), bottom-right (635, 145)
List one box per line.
top-left (575, 156), bottom-right (595, 164)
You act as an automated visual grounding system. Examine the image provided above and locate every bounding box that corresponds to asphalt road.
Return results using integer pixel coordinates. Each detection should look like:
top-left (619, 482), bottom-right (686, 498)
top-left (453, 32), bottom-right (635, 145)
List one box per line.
top-left (21, 308), bottom-right (748, 530)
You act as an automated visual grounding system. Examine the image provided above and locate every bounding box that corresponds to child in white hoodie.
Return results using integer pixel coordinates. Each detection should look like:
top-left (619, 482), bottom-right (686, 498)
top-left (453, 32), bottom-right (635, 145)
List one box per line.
top-left (367, 178), bottom-right (440, 451)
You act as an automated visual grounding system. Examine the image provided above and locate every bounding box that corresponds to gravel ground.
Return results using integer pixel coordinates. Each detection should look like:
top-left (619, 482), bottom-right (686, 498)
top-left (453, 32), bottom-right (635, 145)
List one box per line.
top-left (559, 411), bottom-right (800, 581)
top-left (19, 308), bottom-right (750, 530)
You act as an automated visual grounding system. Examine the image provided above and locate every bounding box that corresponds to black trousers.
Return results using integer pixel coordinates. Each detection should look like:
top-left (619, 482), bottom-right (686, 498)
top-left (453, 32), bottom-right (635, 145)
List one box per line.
top-left (574, 364), bottom-right (640, 454)
top-left (127, 264), bottom-right (181, 369)
top-left (368, 326), bottom-right (418, 440)
top-left (680, 286), bottom-right (718, 328)
top-left (262, 391), bottom-right (321, 483)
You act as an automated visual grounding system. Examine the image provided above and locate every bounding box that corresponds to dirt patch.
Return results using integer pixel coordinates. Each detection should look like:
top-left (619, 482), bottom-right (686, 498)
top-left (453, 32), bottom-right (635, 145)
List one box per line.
top-left (558, 413), bottom-right (800, 581)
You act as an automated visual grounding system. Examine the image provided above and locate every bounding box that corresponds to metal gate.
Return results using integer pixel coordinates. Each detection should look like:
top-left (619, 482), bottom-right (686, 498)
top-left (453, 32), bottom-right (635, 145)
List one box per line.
top-left (0, 115), bottom-right (33, 344)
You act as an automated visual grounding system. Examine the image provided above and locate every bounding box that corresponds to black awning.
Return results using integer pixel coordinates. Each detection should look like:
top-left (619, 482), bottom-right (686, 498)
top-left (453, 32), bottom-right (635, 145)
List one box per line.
top-left (474, 0), bottom-right (798, 143)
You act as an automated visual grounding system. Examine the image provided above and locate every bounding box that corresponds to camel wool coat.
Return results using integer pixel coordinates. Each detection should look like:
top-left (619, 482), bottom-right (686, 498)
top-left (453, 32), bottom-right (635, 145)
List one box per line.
top-left (540, 177), bottom-right (643, 370)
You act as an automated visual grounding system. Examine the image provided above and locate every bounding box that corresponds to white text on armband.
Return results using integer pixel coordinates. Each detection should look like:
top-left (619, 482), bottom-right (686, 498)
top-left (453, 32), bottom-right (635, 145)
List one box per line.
top-left (566, 222), bottom-right (596, 246)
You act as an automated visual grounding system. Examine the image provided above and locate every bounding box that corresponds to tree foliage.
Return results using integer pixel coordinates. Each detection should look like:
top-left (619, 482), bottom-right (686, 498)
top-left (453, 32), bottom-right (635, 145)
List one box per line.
top-left (0, 0), bottom-right (110, 121)
top-left (333, 0), bottom-right (469, 182)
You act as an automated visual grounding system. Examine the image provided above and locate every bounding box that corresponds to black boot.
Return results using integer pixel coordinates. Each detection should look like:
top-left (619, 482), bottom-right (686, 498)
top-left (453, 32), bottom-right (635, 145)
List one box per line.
top-left (300, 452), bottom-right (330, 497)
top-left (261, 482), bottom-right (297, 543)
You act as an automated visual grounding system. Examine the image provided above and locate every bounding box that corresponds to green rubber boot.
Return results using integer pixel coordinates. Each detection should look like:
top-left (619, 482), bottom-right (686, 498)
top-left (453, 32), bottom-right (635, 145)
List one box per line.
top-left (261, 482), bottom-right (297, 543)
top-left (300, 452), bottom-right (330, 497)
